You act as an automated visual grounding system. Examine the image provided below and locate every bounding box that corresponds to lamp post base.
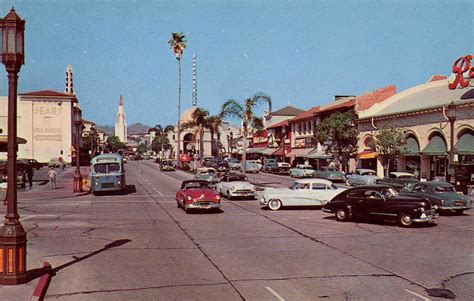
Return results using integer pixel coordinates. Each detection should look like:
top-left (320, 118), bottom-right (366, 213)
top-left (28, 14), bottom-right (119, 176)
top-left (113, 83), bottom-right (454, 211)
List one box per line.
top-left (0, 224), bottom-right (28, 285)
top-left (73, 171), bottom-right (83, 193)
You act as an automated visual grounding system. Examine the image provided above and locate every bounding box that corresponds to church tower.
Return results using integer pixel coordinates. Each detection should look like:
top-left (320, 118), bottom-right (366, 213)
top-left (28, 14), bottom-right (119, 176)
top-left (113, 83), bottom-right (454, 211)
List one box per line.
top-left (115, 95), bottom-right (127, 143)
top-left (65, 64), bottom-right (74, 95)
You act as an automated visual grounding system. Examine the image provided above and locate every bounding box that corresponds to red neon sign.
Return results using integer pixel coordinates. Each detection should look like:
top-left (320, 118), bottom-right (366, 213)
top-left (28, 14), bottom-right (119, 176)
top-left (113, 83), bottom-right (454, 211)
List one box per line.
top-left (449, 55), bottom-right (474, 90)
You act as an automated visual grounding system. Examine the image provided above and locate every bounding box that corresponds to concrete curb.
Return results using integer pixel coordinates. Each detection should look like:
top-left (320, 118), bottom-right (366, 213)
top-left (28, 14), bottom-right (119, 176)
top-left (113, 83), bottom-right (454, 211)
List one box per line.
top-left (31, 262), bottom-right (52, 301)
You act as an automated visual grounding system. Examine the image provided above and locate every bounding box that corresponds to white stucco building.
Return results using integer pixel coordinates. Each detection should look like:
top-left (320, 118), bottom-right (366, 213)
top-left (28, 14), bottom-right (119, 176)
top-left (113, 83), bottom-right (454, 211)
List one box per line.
top-left (115, 95), bottom-right (127, 143)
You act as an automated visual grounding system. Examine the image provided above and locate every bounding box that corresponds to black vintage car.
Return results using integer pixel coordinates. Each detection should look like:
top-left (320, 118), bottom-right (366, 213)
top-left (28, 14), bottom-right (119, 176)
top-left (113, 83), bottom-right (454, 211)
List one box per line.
top-left (322, 185), bottom-right (437, 227)
top-left (375, 172), bottom-right (419, 190)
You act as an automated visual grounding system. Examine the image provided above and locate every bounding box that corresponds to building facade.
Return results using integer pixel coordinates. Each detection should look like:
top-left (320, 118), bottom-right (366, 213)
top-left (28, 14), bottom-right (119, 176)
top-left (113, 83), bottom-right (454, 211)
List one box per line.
top-left (115, 95), bottom-right (127, 143)
top-left (358, 77), bottom-right (474, 193)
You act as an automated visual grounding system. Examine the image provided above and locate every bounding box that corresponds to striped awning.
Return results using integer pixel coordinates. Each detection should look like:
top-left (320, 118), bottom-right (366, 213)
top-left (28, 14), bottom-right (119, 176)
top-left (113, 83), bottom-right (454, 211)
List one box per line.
top-left (307, 149), bottom-right (331, 159)
top-left (358, 149), bottom-right (377, 159)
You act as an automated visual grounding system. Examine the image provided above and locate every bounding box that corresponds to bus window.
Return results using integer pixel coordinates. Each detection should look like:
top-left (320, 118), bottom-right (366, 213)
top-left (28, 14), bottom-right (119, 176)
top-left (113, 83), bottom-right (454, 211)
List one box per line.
top-left (94, 163), bottom-right (120, 174)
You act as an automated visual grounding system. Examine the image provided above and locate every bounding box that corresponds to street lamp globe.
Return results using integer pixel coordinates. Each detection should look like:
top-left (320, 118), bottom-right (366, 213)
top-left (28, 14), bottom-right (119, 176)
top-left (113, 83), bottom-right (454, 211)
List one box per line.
top-left (1, 8), bottom-right (25, 70)
top-left (446, 101), bottom-right (456, 122)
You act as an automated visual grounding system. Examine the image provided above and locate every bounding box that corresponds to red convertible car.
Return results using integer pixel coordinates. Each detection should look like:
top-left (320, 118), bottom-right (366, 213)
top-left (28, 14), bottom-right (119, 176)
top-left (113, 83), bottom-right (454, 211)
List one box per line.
top-left (176, 180), bottom-right (221, 213)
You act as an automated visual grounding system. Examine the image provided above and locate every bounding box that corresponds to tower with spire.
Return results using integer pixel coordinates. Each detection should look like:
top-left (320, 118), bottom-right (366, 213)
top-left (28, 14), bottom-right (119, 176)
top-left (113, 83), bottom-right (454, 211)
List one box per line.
top-left (115, 95), bottom-right (127, 143)
top-left (65, 64), bottom-right (74, 95)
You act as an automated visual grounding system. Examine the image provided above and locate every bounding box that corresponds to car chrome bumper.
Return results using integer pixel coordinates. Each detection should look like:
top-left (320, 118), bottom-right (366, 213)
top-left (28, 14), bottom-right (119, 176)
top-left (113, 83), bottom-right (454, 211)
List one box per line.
top-left (230, 191), bottom-right (256, 197)
top-left (321, 208), bottom-right (332, 213)
top-left (185, 202), bottom-right (221, 210)
top-left (260, 197), bottom-right (267, 206)
top-left (438, 205), bottom-right (471, 212)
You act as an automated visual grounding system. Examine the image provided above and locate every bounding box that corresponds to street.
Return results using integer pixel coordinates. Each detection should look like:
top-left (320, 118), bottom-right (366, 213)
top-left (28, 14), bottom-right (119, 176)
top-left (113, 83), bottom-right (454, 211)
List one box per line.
top-left (10, 161), bottom-right (474, 300)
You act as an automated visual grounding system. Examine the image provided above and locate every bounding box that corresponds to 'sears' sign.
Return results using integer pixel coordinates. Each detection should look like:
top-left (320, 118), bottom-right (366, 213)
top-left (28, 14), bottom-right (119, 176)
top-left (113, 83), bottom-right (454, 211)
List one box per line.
top-left (449, 55), bottom-right (474, 90)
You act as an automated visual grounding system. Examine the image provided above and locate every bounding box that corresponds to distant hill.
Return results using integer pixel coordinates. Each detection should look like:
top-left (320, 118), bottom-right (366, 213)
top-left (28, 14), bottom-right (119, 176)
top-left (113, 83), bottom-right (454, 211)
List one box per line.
top-left (96, 125), bottom-right (114, 135)
top-left (128, 123), bottom-right (151, 134)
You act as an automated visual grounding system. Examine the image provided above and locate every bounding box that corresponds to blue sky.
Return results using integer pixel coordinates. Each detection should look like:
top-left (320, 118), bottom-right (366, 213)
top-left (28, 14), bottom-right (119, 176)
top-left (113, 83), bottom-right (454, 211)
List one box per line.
top-left (1, 0), bottom-right (472, 127)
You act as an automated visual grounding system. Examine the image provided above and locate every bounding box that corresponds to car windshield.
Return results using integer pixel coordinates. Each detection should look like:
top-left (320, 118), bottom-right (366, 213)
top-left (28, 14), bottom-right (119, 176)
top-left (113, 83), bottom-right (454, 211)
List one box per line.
top-left (94, 163), bottom-right (121, 174)
top-left (382, 187), bottom-right (398, 198)
top-left (362, 171), bottom-right (376, 176)
top-left (184, 182), bottom-right (210, 189)
top-left (434, 185), bottom-right (455, 192)
top-left (229, 176), bottom-right (246, 182)
top-left (289, 182), bottom-right (307, 189)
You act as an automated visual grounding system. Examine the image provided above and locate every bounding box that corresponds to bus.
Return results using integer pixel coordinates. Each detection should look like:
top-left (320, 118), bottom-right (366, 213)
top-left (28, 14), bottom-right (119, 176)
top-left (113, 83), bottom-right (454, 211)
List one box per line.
top-left (90, 153), bottom-right (126, 194)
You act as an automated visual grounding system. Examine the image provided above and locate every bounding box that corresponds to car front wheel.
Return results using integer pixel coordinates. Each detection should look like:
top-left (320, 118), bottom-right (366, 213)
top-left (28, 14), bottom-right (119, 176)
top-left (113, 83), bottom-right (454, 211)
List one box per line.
top-left (398, 213), bottom-right (413, 227)
top-left (268, 199), bottom-right (282, 211)
top-left (335, 208), bottom-right (349, 222)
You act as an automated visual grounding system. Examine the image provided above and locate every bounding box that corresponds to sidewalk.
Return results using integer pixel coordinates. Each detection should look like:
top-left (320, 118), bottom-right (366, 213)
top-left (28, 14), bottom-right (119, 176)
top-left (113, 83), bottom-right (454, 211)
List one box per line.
top-left (0, 166), bottom-right (90, 300)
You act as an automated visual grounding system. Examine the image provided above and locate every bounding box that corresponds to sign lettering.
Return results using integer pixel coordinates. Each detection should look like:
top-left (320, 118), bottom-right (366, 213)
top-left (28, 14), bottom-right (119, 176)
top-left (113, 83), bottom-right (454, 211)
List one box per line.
top-left (449, 55), bottom-right (474, 90)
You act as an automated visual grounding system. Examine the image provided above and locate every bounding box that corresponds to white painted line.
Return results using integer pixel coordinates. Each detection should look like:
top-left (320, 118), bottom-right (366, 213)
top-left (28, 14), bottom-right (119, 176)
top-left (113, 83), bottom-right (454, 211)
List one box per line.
top-left (265, 286), bottom-right (285, 301)
top-left (20, 214), bottom-right (57, 221)
top-left (404, 289), bottom-right (431, 301)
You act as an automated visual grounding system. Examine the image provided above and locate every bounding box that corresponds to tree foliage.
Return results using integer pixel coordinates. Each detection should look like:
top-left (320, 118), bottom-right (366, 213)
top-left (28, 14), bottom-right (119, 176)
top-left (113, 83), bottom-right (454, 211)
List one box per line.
top-left (168, 32), bottom-right (187, 61)
top-left (106, 136), bottom-right (126, 152)
top-left (181, 108), bottom-right (210, 164)
top-left (220, 92), bottom-right (272, 173)
top-left (315, 111), bottom-right (358, 172)
top-left (151, 125), bottom-right (174, 154)
top-left (368, 127), bottom-right (407, 176)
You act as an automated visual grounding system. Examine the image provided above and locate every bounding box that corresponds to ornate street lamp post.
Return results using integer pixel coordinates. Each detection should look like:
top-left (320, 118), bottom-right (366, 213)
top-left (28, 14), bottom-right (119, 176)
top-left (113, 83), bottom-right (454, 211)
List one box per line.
top-left (446, 101), bottom-right (457, 183)
top-left (228, 132), bottom-right (233, 158)
top-left (73, 106), bottom-right (83, 192)
top-left (0, 8), bottom-right (27, 285)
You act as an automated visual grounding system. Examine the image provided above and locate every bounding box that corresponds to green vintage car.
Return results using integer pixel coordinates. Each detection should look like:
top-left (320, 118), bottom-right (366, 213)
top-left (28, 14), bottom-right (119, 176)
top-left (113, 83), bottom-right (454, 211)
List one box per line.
top-left (403, 181), bottom-right (472, 214)
top-left (289, 164), bottom-right (315, 178)
top-left (312, 169), bottom-right (346, 183)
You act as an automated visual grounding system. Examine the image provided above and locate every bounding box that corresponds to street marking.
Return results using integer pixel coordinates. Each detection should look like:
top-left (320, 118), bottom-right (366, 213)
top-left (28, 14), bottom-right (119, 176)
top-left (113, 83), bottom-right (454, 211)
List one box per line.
top-left (404, 289), bottom-right (431, 301)
top-left (20, 214), bottom-right (57, 221)
top-left (265, 286), bottom-right (285, 301)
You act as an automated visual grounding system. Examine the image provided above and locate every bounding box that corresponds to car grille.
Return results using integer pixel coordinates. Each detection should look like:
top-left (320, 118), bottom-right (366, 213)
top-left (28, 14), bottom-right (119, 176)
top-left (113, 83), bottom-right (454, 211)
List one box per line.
top-left (101, 183), bottom-right (115, 188)
top-left (236, 189), bottom-right (252, 193)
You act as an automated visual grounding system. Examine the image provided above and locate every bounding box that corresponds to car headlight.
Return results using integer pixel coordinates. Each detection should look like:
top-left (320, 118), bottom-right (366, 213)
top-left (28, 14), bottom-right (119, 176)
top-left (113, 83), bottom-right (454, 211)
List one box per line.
top-left (440, 199), bottom-right (446, 205)
top-left (419, 207), bottom-right (425, 212)
top-left (186, 196), bottom-right (193, 201)
top-left (216, 195), bottom-right (221, 200)
top-left (251, 186), bottom-right (256, 191)
top-left (231, 186), bottom-right (235, 191)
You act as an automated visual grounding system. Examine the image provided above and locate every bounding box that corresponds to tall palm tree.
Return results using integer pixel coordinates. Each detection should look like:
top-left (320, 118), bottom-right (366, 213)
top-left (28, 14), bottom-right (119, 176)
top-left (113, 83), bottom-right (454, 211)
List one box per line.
top-left (181, 108), bottom-right (210, 165)
top-left (168, 32), bottom-right (187, 161)
top-left (220, 92), bottom-right (271, 174)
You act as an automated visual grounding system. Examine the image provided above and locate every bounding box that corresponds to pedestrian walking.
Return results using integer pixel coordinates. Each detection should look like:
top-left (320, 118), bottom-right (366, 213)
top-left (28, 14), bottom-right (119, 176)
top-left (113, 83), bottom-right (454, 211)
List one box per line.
top-left (26, 164), bottom-right (34, 187)
top-left (48, 167), bottom-right (58, 189)
top-left (59, 156), bottom-right (65, 171)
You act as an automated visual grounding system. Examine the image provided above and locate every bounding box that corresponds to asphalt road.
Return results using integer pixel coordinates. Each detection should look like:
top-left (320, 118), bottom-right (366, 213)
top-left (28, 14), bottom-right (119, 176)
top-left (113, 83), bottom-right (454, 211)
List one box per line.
top-left (17, 161), bottom-right (474, 300)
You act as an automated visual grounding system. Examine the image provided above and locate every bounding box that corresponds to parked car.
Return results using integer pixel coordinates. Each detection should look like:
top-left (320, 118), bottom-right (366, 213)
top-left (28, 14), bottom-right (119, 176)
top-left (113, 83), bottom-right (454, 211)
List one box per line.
top-left (48, 157), bottom-right (63, 168)
top-left (263, 159), bottom-right (280, 173)
top-left (322, 185), bottom-right (438, 227)
top-left (241, 161), bottom-right (260, 173)
top-left (216, 173), bottom-right (256, 199)
top-left (19, 158), bottom-right (43, 170)
top-left (226, 158), bottom-right (241, 170)
top-left (375, 172), bottom-right (419, 190)
top-left (0, 161), bottom-right (26, 187)
top-left (176, 180), bottom-right (221, 213)
top-left (194, 168), bottom-right (220, 184)
top-left (312, 169), bottom-right (346, 183)
top-left (289, 164), bottom-right (315, 178)
top-left (402, 181), bottom-right (472, 215)
top-left (260, 178), bottom-right (346, 211)
top-left (277, 162), bottom-right (291, 175)
top-left (160, 160), bottom-right (175, 171)
top-left (345, 169), bottom-right (380, 186)
top-left (217, 160), bottom-right (229, 173)
top-left (247, 160), bottom-right (262, 170)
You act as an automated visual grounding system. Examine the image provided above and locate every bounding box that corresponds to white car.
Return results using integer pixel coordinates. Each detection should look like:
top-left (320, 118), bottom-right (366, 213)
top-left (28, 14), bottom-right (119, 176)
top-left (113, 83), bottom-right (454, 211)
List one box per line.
top-left (247, 160), bottom-right (262, 170)
top-left (346, 169), bottom-right (380, 186)
top-left (260, 178), bottom-right (346, 211)
top-left (289, 164), bottom-right (315, 178)
top-left (216, 173), bottom-right (256, 199)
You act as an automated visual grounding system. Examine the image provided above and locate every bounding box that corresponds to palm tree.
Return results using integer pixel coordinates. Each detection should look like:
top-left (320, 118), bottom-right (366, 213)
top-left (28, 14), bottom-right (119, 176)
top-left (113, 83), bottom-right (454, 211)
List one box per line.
top-left (168, 32), bottom-right (187, 161)
top-left (207, 115), bottom-right (224, 157)
top-left (152, 124), bottom-right (174, 158)
top-left (220, 92), bottom-right (271, 174)
top-left (181, 108), bottom-right (210, 165)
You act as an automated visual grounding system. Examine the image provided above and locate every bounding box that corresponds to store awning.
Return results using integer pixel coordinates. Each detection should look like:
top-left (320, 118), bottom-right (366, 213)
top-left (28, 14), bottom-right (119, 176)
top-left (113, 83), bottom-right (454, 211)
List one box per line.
top-left (0, 135), bottom-right (28, 152)
top-left (358, 149), bottom-right (377, 159)
top-left (455, 132), bottom-right (474, 155)
top-left (286, 148), bottom-right (314, 158)
top-left (420, 135), bottom-right (447, 156)
top-left (402, 136), bottom-right (420, 156)
top-left (246, 147), bottom-right (266, 154)
top-left (307, 149), bottom-right (331, 159)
